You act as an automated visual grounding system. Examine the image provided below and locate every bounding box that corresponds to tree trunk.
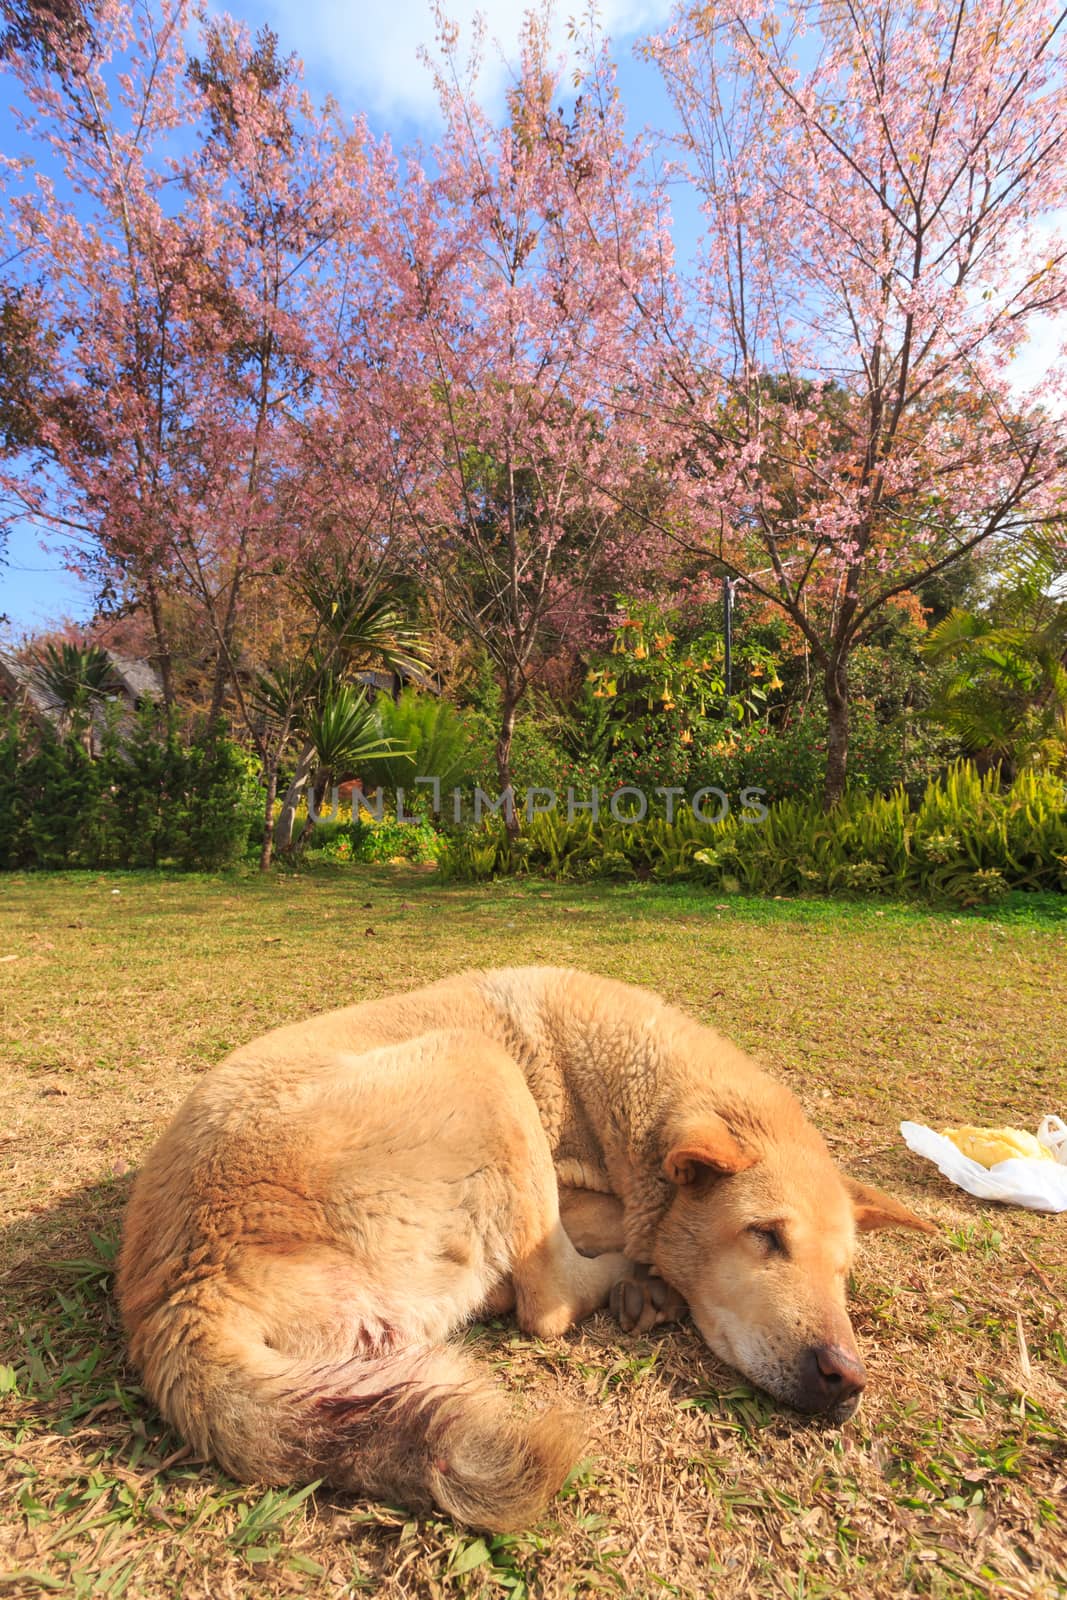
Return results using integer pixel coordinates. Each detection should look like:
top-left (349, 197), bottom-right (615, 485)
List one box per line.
top-left (208, 646), bottom-right (231, 729)
top-left (274, 740), bottom-right (318, 853)
top-left (207, 570), bottom-right (243, 728)
top-left (296, 767), bottom-right (329, 849)
top-left (495, 686), bottom-right (521, 839)
top-left (259, 759), bottom-right (279, 872)
top-left (824, 660), bottom-right (849, 809)
top-left (144, 575), bottom-right (175, 711)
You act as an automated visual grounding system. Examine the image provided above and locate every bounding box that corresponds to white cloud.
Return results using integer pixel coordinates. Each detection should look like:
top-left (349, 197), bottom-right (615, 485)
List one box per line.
top-left (252, 0), bottom-right (671, 125)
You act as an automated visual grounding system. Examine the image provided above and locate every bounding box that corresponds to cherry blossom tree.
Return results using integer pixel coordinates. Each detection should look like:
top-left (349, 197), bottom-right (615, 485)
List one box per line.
top-left (353, 7), bottom-right (671, 825)
top-left (0, 2), bottom-right (395, 727)
top-left (0, 0), bottom-right (197, 700)
top-left (644, 0), bottom-right (1067, 802)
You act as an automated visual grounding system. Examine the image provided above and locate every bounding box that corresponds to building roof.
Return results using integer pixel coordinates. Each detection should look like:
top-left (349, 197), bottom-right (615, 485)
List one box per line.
top-left (107, 652), bottom-right (164, 705)
top-left (356, 665), bottom-right (440, 696)
top-left (0, 653), bottom-right (64, 722)
top-left (0, 648), bottom-right (163, 726)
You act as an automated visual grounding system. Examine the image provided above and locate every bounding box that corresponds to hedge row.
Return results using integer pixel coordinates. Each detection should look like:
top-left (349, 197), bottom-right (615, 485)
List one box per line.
top-left (438, 764), bottom-right (1067, 905)
top-left (0, 709), bottom-right (261, 871)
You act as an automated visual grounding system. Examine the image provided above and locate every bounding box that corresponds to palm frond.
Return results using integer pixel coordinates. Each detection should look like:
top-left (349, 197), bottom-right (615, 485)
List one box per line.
top-left (29, 642), bottom-right (119, 710)
top-left (305, 683), bottom-right (410, 773)
top-left (298, 561), bottom-right (431, 680)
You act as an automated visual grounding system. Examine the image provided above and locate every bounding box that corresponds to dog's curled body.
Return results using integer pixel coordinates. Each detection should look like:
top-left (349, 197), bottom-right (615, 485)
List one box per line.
top-left (118, 967), bottom-right (934, 1530)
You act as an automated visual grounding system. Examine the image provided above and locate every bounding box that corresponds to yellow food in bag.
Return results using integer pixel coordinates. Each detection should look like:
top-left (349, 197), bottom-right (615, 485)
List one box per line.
top-left (941, 1125), bottom-right (1053, 1167)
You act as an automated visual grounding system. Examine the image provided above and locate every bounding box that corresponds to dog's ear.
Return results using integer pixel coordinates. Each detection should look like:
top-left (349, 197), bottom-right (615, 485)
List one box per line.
top-left (664, 1116), bottom-right (756, 1185)
top-left (845, 1177), bottom-right (938, 1234)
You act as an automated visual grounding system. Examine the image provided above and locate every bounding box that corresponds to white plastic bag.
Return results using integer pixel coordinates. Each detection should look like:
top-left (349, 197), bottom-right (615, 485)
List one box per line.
top-left (900, 1116), bottom-right (1067, 1213)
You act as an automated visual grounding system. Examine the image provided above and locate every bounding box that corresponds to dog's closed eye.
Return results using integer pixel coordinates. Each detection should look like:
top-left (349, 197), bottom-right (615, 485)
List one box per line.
top-left (749, 1224), bottom-right (788, 1258)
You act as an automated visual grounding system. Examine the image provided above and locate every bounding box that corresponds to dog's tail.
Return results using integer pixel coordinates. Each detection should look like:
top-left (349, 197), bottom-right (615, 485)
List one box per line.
top-left (131, 1299), bottom-right (587, 1532)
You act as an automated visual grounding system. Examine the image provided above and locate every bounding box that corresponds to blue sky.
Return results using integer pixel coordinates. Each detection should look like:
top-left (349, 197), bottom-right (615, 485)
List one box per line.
top-left (0, 0), bottom-right (686, 639)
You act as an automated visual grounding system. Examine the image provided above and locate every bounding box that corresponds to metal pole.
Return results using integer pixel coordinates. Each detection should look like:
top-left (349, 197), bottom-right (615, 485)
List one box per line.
top-left (723, 578), bottom-right (733, 697)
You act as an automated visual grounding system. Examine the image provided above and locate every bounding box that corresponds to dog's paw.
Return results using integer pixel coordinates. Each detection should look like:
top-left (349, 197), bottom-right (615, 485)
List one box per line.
top-left (609, 1265), bottom-right (688, 1334)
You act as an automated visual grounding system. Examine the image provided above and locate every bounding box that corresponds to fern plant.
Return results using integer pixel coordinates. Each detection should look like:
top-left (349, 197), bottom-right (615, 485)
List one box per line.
top-left (438, 762), bottom-right (1067, 903)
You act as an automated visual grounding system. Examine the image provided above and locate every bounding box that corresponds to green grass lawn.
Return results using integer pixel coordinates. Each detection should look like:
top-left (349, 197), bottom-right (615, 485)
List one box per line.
top-left (1, 868), bottom-right (1065, 1599)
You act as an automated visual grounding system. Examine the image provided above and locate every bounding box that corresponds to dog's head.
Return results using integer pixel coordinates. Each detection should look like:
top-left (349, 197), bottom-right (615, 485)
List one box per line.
top-left (651, 1112), bottom-right (935, 1421)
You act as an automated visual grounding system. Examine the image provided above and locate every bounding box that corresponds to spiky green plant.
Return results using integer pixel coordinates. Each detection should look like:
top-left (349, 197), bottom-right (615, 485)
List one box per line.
top-left (303, 682), bottom-right (400, 778)
top-left (357, 690), bottom-right (480, 799)
top-left (921, 539), bottom-right (1067, 771)
top-left (28, 641), bottom-right (119, 750)
top-left (438, 764), bottom-right (1067, 903)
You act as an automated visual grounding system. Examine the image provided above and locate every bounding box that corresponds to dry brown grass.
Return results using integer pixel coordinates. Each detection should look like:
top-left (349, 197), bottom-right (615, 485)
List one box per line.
top-left (1, 868), bottom-right (1065, 1599)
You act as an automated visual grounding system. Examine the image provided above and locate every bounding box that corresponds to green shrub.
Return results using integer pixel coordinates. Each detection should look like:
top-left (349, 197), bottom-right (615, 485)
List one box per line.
top-left (461, 707), bottom-right (571, 795)
top-left (18, 727), bottom-right (107, 869)
top-left (350, 810), bottom-right (443, 865)
top-left (0, 712), bottom-right (27, 869)
top-left (674, 702), bottom-right (950, 804)
top-left (301, 804), bottom-right (443, 867)
top-left (358, 691), bottom-right (484, 798)
top-left (0, 709), bottom-right (260, 872)
top-left (178, 728), bottom-right (263, 870)
top-left (105, 705), bottom-right (188, 867)
top-left (438, 763), bottom-right (1067, 905)
top-left (526, 701), bottom-right (945, 810)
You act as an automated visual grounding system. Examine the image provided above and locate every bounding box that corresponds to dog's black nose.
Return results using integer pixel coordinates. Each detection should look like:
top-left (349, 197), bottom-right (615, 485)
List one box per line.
top-left (799, 1345), bottom-right (867, 1412)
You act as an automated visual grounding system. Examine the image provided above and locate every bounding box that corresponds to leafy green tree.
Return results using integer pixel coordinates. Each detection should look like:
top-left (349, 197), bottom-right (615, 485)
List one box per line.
top-left (922, 539), bottom-right (1067, 774)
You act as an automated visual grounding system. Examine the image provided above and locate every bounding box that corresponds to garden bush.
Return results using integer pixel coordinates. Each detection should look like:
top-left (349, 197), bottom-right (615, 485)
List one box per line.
top-left (0, 709), bottom-right (261, 871)
top-left (300, 809), bottom-right (443, 866)
top-left (356, 690), bottom-right (483, 798)
top-left (17, 725), bottom-right (109, 870)
top-left (349, 809), bottom-right (443, 865)
top-left (684, 700), bottom-right (938, 802)
top-left (438, 763), bottom-right (1067, 905)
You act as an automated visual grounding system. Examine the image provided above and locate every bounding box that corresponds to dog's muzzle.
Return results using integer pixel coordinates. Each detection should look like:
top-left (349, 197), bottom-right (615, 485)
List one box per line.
top-left (794, 1344), bottom-right (866, 1418)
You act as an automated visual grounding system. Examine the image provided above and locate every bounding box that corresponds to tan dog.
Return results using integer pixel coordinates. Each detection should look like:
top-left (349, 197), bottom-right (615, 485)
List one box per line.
top-left (117, 967), bottom-right (934, 1531)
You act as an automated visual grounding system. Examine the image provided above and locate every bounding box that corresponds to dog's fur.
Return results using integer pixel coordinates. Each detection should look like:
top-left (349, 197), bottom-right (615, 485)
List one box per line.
top-left (117, 967), bottom-right (934, 1530)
